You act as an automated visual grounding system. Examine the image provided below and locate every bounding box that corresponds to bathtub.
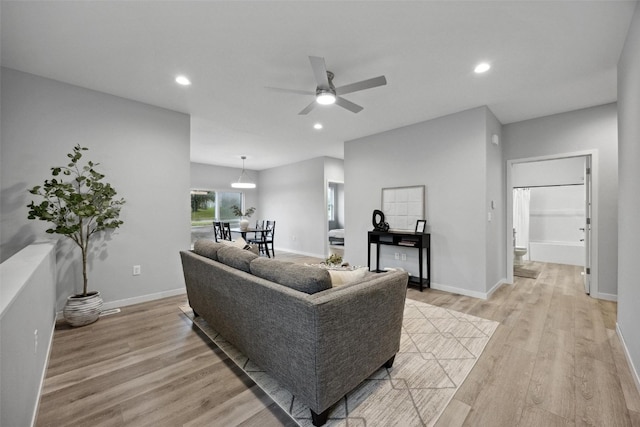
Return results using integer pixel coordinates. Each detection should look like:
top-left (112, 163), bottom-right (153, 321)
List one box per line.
top-left (528, 241), bottom-right (584, 266)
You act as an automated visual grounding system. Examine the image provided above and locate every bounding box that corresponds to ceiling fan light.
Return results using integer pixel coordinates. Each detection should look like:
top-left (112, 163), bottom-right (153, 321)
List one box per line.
top-left (316, 91), bottom-right (336, 105)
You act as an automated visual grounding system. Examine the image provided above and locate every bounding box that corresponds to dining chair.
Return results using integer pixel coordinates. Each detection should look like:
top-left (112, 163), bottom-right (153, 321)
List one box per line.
top-left (213, 221), bottom-right (232, 242)
top-left (249, 220), bottom-right (275, 257)
top-left (222, 222), bottom-right (232, 241)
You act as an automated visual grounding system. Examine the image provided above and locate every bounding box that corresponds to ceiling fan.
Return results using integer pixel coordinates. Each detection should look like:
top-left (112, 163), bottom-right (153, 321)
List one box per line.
top-left (268, 56), bottom-right (387, 115)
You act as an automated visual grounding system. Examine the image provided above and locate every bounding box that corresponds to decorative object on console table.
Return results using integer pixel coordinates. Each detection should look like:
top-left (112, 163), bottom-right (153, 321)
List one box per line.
top-left (372, 209), bottom-right (389, 231)
top-left (415, 219), bottom-right (426, 233)
top-left (368, 229), bottom-right (431, 291)
top-left (27, 145), bottom-right (125, 327)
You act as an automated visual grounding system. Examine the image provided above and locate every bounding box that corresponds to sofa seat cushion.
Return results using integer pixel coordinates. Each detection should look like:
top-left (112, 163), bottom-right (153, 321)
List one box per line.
top-left (193, 239), bottom-right (226, 261)
top-left (250, 258), bottom-right (332, 294)
top-left (217, 245), bottom-right (259, 273)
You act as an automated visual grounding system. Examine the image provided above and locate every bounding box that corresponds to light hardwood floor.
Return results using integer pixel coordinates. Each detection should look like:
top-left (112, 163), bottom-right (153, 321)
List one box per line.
top-left (36, 256), bottom-right (640, 427)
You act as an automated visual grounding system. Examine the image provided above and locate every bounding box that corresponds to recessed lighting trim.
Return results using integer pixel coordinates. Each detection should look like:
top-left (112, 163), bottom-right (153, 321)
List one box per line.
top-left (175, 75), bottom-right (191, 86)
top-left (313, 123), bottom-right (323, 130)
top-left (474, 62), bottom-right (491, 74)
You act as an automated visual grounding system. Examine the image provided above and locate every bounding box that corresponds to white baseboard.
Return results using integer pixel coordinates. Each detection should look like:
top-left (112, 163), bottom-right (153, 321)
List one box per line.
top-left (430, 282), bottom-right (495, 300)
top-left (101, 287), bottom-right (187, 311)
top-left (595, 292), bottom-right (618, 302)
top-left (56, 287), bottom-right (187, 320)
top-left (616, 323), bottom-right (640, 394)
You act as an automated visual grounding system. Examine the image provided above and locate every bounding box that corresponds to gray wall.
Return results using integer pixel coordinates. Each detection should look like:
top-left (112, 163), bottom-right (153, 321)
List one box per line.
top-left (0, 68), bottom-right (191, 309)
top-left (258, 157), bottom-right (327, 258)
top-left (345, 107), bottom-right (501, 297)
top-left (617, 1), bottom-right (640, 391)
top-left (503, 103), bottom-right (618, 298)
top-left (485, 109), bottom-right (506, 292)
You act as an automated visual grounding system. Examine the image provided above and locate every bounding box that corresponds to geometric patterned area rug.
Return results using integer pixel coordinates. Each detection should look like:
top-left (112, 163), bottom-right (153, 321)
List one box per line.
top-left (179, 299), bottom-right (499, 426)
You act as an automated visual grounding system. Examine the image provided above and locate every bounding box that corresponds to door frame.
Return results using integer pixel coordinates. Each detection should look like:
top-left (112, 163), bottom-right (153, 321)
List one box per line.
top-left (506, 150), bottom-right (598, 297)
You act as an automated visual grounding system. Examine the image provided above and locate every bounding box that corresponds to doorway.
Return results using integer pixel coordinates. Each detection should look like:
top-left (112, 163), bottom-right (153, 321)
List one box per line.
top-left (507, 152), bottom-right (595, 295)
top-left (326, 181), bottom-right (345, 258)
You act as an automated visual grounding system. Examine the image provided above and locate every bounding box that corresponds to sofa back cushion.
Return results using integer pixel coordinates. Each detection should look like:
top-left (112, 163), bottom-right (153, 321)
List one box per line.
top-left (217, 245), bottom-right (258, 273)
top-left (250, 258), bottom-right (331, 294)
top-left (193, 239), bottom-right (226, 261)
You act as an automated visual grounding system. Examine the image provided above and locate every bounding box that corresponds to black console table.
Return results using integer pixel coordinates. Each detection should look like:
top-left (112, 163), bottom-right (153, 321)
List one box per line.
top-left (367, 230), bottom-right (431, 291)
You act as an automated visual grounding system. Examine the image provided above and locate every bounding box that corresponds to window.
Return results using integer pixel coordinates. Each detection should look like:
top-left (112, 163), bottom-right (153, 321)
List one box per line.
top-left (327, 185), bottom-right (335, 222)
top-left (191, 190), bottom-right (216, 226)
top-left (190, 189), bottom-right (245, 246)
top-left (190, 190), bottom-right (243, 226)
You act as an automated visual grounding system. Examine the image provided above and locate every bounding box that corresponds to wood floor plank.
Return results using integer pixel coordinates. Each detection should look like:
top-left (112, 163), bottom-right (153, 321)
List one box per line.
top-left (518, 405), bottom-right (575, 427)
top-left (527, 326), bottom-right (576, 420)
top-left (461, 344), bottom-right (537, 426)
top-left (575, 354), bottom-right (633, 426)
top-left (609, 330), bottom-right (640, 414)
top-left (433, 398), bottom-right (471, 427)
top-left (35, 257), bottom-right (640, 426)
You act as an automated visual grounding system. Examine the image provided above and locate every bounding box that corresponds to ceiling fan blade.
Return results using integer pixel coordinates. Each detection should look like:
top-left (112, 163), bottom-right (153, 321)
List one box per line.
top-left (298, 100), bottom-right (317, 115)
top-left (335, 75), bottom-right (387, 96)
top-left (309, 56), bottom-right (330, 89)
top-left (335, 97), bottom-right (363, 113)
top-left (266, 86), bottom-right (315, 96)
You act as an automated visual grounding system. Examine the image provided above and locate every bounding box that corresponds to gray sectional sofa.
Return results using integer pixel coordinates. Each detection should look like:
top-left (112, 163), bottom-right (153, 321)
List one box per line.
top-left (180, 240), bottom-right (408, 426)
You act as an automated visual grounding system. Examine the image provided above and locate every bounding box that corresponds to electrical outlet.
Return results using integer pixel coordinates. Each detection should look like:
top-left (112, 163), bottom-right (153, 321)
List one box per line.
top-left (133, 265), bottom-right (141, 276)
top-left (401, 253), bottom-right (407, 261)
top-left (34, 329), bottom-right (38, 354)
top-left (394, 253), bottom-right (399, 260)
top-left (292, 235), bottom-right (296, 241)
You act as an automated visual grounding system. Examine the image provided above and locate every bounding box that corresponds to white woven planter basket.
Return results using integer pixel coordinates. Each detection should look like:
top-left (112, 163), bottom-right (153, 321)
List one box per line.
top-left (63, 291), bottom-right (103, 327)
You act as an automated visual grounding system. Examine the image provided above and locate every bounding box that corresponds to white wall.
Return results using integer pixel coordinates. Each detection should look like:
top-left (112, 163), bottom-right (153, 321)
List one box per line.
top-left (503, 103), bottom-right (618, 297)
top-left (512, 157), bottom-right (585, 187)
top-left (1, 242), bottom-right (56, 427)
top-left (0, 68), bottom-right (191, 309)
top-left (529, 186), bottom-right (585, 244)
top-left (258, 157), bottom-right (327, 258)
top-left (345, 107), bottom-right (500, 297)
top-left (617, 1), bottom-right (640, 392)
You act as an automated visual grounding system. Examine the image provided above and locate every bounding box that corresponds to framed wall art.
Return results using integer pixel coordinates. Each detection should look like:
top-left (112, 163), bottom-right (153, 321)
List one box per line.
top-left (381, 185), bottom-right (425, 231)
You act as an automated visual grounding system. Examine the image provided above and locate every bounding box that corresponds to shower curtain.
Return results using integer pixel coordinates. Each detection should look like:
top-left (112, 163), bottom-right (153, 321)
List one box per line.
top-left (513, 188), bottom-right (531, 260)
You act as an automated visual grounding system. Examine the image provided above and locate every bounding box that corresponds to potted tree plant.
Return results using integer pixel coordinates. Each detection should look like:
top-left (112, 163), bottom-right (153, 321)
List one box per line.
top-left (27, 145), bottom-right (125, 327)
top-left (230, 204), bottom-right (256, 232)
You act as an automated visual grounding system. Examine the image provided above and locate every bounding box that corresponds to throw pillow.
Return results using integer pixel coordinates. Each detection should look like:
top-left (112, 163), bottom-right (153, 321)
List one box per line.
top-left (328, 267), bottom-right (369, 287)
top-left (220, 237), bottom-right (260, 255)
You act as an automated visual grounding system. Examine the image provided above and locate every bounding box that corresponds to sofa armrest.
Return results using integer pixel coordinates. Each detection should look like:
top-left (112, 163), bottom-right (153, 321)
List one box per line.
top-left (307, 270), bottom-right (408, 413)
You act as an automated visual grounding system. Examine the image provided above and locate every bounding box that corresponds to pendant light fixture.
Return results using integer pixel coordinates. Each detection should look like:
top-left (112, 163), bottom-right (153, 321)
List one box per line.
top-left (231, 156), bottom-right (256, 189)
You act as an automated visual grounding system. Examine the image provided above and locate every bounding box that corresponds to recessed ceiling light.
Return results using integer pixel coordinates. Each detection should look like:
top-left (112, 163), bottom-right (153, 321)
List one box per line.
top-left (474, 62), bottom-right (491, 74)
top-left (175, 75), bottom-right (191, 86)
top-left (313, 123), bottom-right (323, 130)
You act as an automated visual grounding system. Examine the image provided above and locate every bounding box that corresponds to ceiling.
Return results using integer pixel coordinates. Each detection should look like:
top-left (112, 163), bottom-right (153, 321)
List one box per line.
top-left (1, 1), bottom-right (636, 170)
